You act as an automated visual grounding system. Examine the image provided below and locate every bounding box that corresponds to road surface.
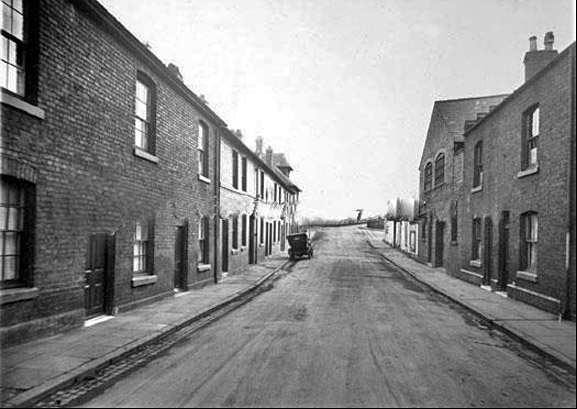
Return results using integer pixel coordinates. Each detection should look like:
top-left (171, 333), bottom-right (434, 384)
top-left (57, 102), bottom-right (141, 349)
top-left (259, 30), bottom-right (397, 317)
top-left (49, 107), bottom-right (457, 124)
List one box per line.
top-left (82, 226), bottom-right (576, 408)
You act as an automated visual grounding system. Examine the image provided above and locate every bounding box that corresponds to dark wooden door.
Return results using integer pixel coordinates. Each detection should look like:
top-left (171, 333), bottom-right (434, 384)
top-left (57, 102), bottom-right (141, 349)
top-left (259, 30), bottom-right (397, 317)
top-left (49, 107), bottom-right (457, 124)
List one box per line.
top-left (85, 233), bottom-right (109, 318)
top-left (222, 219), bottom-right (229, 272)
top-left (249, 215), bottom-right (256, 264)
top-left (435, 221), bottom-right (445, 268)
top-left (427, 216), bottom-right (433, 263)
top-left (498, 212), bottom-right (510, 291)
top-left (484, 217), bottom-right (493, 286)
top-left (174, 224), bottom-right (188, 290)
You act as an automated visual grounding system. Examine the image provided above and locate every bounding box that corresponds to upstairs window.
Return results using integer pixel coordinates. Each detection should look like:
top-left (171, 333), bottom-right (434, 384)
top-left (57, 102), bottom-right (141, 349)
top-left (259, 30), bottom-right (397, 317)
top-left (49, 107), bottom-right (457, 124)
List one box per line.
top-left (434, 154), bottom-right (445, 186)
top-left (232, 151), bottom-right (239, 189)
top-left (424, 163), bottom-right (433, 191)
top-left (260, 170), bottom-right (265, 198)
top-left (198, 121), bottom-right (209, 177)
top-left (241, 157), bottom-right (247, 192)
top-left (473, 141), bottom-right (483, 188)
top-left (520, 212), bottom-right (538, 273)
top-left (134, 75), bottom-right (156, 154)
top-left (523, 106), bottom-right (540, 169)
top-left (471, 218), bottom-right (482, 261)
top-left (1, 0), bottom-right (25, 95)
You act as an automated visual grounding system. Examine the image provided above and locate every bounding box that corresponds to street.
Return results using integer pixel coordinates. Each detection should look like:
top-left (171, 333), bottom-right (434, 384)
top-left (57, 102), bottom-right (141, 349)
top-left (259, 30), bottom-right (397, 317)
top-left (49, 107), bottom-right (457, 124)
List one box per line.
top-left (81, 227), bottom-right (575, 408)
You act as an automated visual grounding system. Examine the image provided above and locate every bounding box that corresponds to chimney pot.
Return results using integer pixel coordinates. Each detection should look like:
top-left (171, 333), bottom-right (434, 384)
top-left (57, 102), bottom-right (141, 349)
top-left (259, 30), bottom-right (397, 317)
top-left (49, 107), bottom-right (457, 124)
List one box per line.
top-left (255, 136), bottom-right (264, 155)
top-left (544, 31), bottom-right (554, 51)
top-left (266, 146), bottom-right (273, 165)
top-left (529, 36), bottom-right (538, 51)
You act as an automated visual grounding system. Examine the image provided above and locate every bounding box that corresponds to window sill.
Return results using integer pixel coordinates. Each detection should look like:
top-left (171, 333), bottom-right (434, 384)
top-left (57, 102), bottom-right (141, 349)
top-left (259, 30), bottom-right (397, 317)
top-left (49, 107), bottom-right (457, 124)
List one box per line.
top-left (240, 246), bottom-right (247, 252)
top-left (471, 185), bottom-right (483, 194)
top-left (469, 260), bottom-right (482, 268)
top-left (517, 166), bottom-right (539, 179)
top-left (197, 264), bottom-right (211, 273)
top-left (132, 275), bottom-right (158, 287)
top-left (259, 243), bottom-right (265, 248)
top-left (0, 287), bottom-right (39, 305)
top-left (134, 147), bottom-right (159, 163)
top-left (450, 240), bottom-right (458, 247)
top-left (516, 270), bottom-right (538, 283)
top-left (1, 91), bottom-right (45, 120)
top-left (231, 248), bottom-right (240, 255)
top-left (434, 182), bottom-right (446, 190)
top-left (198, 175), bottom-right (211, 184)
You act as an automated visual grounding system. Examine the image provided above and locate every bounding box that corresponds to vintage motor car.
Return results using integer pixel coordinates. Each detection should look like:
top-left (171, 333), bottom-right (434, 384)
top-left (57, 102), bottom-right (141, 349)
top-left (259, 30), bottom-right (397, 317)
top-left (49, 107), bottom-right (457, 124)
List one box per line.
top-left (287, 232), bottom-right (314, 260)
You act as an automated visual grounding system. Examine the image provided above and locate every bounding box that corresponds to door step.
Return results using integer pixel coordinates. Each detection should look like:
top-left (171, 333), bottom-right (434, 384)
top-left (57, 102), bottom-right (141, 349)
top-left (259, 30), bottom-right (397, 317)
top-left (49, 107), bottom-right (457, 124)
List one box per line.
top-left (84, 315), bottom-right (114, 328)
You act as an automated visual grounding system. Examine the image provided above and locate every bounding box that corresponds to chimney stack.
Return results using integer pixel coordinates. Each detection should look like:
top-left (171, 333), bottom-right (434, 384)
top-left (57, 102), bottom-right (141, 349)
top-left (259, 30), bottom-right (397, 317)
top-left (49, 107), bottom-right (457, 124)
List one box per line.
top-left (167, 63), bottom-right (183, 82)
top-left (523, 32), bottom-right (558, 82)
top-left (255, 136), bottom-right (264, 156)
top-left (265, 146), bottom-right (273, 166)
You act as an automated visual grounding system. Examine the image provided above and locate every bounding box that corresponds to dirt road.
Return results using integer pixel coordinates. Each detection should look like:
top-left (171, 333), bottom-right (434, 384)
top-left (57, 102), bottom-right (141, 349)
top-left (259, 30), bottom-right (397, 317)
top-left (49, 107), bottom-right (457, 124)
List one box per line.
top-left (82, 226), bottom-right (576, 407)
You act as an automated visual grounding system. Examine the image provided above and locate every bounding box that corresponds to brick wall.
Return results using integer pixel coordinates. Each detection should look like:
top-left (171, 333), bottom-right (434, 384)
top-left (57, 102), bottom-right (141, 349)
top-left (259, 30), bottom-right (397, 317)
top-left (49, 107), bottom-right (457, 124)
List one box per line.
top-left (1, 0), bottom-right (221, 345)
top-left (461, 46), bottom-right (574, 315)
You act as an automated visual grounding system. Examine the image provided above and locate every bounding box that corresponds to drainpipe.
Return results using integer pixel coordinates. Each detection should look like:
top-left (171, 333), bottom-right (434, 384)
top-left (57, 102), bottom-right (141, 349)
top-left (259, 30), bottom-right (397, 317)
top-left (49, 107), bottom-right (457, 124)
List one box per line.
top-left (562, 45), bottom-right (576, 320)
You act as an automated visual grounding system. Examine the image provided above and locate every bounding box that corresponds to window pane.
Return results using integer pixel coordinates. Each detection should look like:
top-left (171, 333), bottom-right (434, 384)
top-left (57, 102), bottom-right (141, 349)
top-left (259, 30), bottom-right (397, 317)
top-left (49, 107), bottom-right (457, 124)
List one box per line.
top-left (12, 10), bottom-right (23, 40)
top-left (6, 63), bottom-right (17, 92)
top-left (7, 207), bottom-right (21, 230)
top-left (136, 100), bottom-right (148, 120)
top-left (136, 81), bottom-right (148, 103)
top-left (3, 256), bottom-right (17, 280)
top-left (4, 232), bottom-right (18, 255)
top-left (2, 4), bottom-right (11, 33)
top-left (532, 108), bottom-right (539, 137)
top-left (133, 256), bottom-right (140, 272)
top-left (13, 0), bottom-right (23, 13)
top-left (531, 215), bottom-right (538, 242)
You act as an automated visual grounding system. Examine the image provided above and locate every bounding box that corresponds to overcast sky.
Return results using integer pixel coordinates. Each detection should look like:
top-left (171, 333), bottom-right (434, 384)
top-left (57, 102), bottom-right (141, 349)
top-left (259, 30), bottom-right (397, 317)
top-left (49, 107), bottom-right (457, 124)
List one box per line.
top-left (99, 0), bottom-right (575, 220)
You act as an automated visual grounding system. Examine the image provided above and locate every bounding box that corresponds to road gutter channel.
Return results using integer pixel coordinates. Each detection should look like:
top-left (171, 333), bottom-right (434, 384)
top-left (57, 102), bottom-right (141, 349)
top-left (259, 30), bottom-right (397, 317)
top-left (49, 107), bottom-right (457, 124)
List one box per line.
top-left (366, 239), bottom-right (576, 377)
top-left (6, 259), bottom-right (292, 409)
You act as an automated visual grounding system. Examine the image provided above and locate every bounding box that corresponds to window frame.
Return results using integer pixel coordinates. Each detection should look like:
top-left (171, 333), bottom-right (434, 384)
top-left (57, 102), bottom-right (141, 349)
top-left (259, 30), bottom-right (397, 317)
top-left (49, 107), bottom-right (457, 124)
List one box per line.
top-left (1, 0), bottom-right (26, 96)
top-left (232, 150), bottom-right (239, 189)
top-left (0, 176), bottom-right (34, 289)
top-left (434, 153), bottom-right (445, 187)
top-left (133, 218), bottom-right (154, 276)
top-left (198, 216), bottom-right (209, 264)
top-left (241, 156), bottom-right (247, 192)
top-left (241, 214), bottom-right (247, 247)
top-left (450, 200), bottom-right (458, 243)
top-left (232, 215), bottom-right (239, 250)
top-left (424, 162), bottom-right (433, 192)
top-left (134, 73), bottom-right (156, 155)
top-left (198, 121), bottom-right (209, 178)
top-left (471, 217), bottom-right (482, 261)
top-left (473, 141), bottom-right (483, 188)
top-left (520, 212), bottom-right (538, 273)
top-left (522, 105), bottom-right (540, 170)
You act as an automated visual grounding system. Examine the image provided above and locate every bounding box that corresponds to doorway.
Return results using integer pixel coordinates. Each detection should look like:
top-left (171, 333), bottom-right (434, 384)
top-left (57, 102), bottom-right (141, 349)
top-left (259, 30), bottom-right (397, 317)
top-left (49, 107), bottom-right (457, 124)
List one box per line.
top-left (85, 233), bottom-right (114, 318)
top-left (484, 217), bottom-right (493, 286)
top-left (498, 211), bottom-right (510, 291)
top-left (222, 219), bottom-right (229, 273)
top-left (174, 223), bottom-right (188, 291)
top-left (435, 221), bottom-right (445, 268)
top-left (249, 215), bottom-right (257, 264)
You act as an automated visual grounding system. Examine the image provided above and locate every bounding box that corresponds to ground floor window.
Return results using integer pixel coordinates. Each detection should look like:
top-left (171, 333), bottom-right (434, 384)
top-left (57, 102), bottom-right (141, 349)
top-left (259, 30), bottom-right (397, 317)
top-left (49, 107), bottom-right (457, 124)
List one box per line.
top-left (199, 217), bottom-right (209, 264)
top-left (134, 218), bottom-right (154, 275)
top-left (472, 218), bottom-right (482, 261)
top-left (520, 212), bottom-right (538, 272)
top-left (1, 177), bottom-right (25, 286)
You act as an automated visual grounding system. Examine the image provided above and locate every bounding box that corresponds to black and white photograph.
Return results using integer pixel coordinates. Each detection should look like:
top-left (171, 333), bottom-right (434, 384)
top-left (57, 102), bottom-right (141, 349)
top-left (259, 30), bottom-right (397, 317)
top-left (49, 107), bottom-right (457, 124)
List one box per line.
top-left (0, 0), bottom-right (576, 407)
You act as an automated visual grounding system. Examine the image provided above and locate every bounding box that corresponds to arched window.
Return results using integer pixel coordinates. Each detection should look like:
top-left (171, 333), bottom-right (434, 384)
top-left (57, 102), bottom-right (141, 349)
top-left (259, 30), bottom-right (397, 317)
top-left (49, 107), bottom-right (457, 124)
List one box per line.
top-left (434, 153), bottom-right (445, 186)
top-left (424, 162), bottom-right (433, 191)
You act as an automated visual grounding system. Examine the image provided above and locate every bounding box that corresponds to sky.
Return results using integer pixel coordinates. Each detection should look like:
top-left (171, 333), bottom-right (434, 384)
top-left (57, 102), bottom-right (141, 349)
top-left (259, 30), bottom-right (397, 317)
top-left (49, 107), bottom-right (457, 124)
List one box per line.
top-left (99, 0), bottom-right (575, 220)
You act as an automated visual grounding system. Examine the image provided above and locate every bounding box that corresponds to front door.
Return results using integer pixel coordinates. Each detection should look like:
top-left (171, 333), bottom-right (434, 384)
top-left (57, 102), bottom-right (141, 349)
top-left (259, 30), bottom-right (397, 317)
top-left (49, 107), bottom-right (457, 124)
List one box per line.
top-left (435, 221), bottom-right (445, 267)
top-left (222, 219), bottom-right (229, 273)
top-left (498, 212), bottom-right (510, 291)
top-left (484, 217), bottom-right (493, 286)
top-left (249, 215), bottom-right (256, 264)
top-left (85, 233), bottom-right (112, 318)
top-left (427, 216), bottom-right (433, 263)
top-left (174, 224), bottom-right (188, 290)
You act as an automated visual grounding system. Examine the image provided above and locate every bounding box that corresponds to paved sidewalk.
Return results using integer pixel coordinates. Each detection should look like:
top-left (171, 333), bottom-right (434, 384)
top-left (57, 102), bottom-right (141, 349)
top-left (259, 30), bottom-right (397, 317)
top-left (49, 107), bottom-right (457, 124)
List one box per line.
top-left (0, 253), bottom-right (290, 408)
top-left (362, 228), bottom-right (576, 375)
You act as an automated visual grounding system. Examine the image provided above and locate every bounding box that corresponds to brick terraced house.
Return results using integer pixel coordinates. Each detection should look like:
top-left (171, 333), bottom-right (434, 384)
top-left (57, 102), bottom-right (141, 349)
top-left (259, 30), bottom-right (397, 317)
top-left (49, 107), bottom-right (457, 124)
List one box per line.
top-left (458, 34), bottom-right (576, 319)
top-left (0, 0), bottom-right (302, 346)
top-left (218, 132), bottom-right (300, 277)
top-left (417, 94), bottom-right (509, 273)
